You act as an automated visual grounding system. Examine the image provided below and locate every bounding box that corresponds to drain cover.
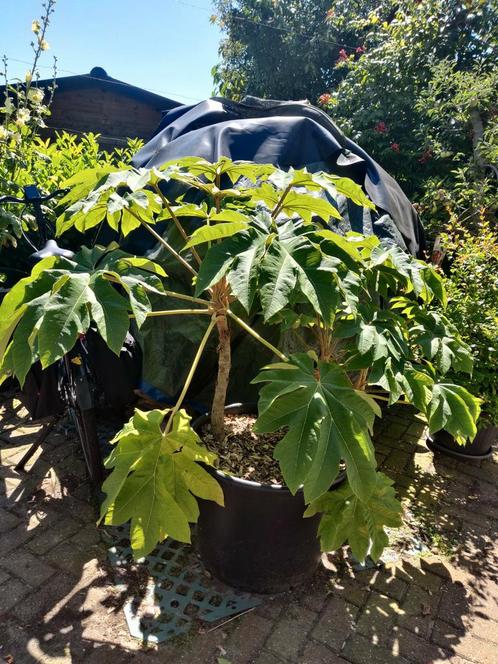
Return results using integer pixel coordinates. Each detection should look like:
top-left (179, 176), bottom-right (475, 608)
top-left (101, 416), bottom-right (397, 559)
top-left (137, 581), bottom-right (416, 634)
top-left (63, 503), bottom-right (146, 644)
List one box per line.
top-left (107, 526), bottom-right (261, 643)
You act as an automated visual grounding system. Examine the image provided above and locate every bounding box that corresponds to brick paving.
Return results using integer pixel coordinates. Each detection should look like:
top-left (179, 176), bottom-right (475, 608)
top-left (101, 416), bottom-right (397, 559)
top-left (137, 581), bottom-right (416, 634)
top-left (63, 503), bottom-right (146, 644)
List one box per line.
top-left (0, 393), bottom-right (497, 664)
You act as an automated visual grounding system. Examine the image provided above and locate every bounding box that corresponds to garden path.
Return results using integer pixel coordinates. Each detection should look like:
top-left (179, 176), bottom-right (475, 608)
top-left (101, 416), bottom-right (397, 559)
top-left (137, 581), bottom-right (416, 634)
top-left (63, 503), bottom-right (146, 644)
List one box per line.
top-left (0, 393), bottom-right (497, 664)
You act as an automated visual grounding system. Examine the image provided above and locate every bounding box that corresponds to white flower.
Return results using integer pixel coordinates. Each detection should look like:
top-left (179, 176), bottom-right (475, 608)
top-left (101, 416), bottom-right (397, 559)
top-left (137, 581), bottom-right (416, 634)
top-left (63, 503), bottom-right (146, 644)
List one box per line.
top-left (27, 88), bottom-right (44, 104)
top-left (4, 97), bottom-right (15, 116)
top-left (39, 39), bottom-right (50, 51)
top-left (25, 71), bottom-right (33, 83)
top-left (15, 108), bottom-right (31, 126)
top-left (0, 125), bottom-right (8, 140)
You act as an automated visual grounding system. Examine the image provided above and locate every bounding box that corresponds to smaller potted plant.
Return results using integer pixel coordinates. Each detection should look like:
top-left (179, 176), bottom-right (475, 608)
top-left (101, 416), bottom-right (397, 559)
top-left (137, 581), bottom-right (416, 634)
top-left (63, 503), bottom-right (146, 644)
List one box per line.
top-left (428, 224), bottom-right (498, 460)
top-left (0, 158), bottom-right (480, 593)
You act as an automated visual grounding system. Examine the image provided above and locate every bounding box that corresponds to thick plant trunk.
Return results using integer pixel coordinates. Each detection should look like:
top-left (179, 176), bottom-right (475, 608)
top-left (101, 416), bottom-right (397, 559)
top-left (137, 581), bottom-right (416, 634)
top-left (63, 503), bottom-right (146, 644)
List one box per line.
top-left (211, 313), bottom-right (231, 441)
top-left (471, 109), bottom-right (486, 172)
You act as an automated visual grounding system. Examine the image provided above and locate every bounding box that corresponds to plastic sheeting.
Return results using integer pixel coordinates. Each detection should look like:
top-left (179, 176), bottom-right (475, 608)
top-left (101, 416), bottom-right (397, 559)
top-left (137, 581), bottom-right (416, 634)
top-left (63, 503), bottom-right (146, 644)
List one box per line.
top-left (129, 97), bottom-right (425, 409)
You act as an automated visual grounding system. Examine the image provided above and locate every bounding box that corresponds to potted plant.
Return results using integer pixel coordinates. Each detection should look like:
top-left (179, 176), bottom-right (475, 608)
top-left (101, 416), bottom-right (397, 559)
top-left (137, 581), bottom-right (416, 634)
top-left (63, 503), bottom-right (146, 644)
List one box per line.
top-left (428, 224), bottom-right (498, 460)
top-left (0, 158), bottom-right (480, 592)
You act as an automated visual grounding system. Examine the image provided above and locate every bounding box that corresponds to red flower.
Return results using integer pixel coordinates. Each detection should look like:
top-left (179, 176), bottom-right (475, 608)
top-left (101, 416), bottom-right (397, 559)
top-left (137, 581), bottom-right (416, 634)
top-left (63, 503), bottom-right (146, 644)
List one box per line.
top-left (418, 148), bottom-right (433, 164)
top-left (318, 93), bottom-right (332, 106)
top-left (336, 48), bottom-right (349, 63)
top-left (356, 46), bottom-right (365, 54)
top-left (374, 121), bottom-right (388, 134)
top-left (390, 142), bottom-right (400, 153)
top-left (326, 9), bottom-right (335, 22)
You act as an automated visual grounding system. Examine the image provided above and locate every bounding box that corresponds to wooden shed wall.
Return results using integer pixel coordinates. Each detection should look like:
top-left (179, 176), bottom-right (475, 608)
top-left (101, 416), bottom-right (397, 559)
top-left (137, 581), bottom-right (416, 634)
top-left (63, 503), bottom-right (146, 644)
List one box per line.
top-left (46, 84), bottom-right (164, 147)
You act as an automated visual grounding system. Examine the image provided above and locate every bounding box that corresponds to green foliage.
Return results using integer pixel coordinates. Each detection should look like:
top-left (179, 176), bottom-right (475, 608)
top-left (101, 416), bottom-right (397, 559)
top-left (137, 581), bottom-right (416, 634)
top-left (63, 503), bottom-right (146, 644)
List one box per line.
top-left (101, 408), bottom-right (223, 559)
top-left (211, 0), bottom-right (374, 100)
top-left (304, 472), bottom-right (403, 562)
top-left (443, 224), bottom-right (498, 426)
top-left (253, 353), bottom-right (379, 502)
top-left (0, 244), bottom-right (165, 385)
top-left (212, 0), bottom-right (498, 240)
top-left (0, 157), bottom-right (481, 560)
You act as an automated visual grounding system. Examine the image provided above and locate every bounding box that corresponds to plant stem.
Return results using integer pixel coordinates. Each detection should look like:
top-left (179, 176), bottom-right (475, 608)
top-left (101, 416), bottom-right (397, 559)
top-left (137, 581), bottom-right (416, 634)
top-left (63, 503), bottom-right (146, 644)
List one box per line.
top-left (355, 368), bottom-right (369, 390)
top-left (164, 316), bottom-right (217, 434)
top-left (153, 184), bottom-right (202, 266)
top-left (227, 310), bottom-right (288, 361)
top-left (129, 210), bottom-right (198, 278)
top-left (368, 393), bottom-right (411, 406)
top-left (271, 183), bottom-right (293, 219)
top-left (162, 289), bottom-right (209, 306)
top-left (129, 308), bottom-right (212, 319)
top-left (211, 312), bottom-right (231, 441)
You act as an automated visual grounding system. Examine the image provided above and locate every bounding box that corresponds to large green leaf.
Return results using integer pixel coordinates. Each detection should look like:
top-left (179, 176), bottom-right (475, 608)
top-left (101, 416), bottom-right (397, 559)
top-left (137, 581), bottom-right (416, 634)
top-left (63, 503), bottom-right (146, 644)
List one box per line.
top-left (427, 383), bottom-right (481, 444)
top-left (194, 231), bottom-right (256, 296)
top-left (184, 221), bottom-right (249, 249)
top-left (312, 173), bottom-right (376, 211)
top-left (304, 472), bottom-right (403, 562)
top-left (257, 235), bottom-right (340, 323)
top-left (101, 408), bottom-right (223, 558)
top-left (227, 233), bottom-right (268, 312)
top-left (0, 245), bottom-right (166, 383)
top-left (253, 353), bottom-right (380, 502)
top-left (38, 272), bottom-right (92, 367)
top-left (253, 183), bottom-right (342, 223)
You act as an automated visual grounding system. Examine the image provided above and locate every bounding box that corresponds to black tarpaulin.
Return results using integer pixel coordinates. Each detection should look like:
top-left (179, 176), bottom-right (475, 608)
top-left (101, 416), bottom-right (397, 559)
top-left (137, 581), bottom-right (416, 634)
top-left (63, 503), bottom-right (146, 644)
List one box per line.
top-left (133, 96), bottom-right (425, 257)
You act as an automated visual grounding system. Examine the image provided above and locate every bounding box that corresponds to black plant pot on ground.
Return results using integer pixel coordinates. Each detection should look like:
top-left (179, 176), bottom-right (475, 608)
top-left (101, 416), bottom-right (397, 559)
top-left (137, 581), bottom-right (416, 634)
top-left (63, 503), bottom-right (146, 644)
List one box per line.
top-left (427, 426), bottom-right (497, 461)
top-left (194, 403), bottom-right (346, 594)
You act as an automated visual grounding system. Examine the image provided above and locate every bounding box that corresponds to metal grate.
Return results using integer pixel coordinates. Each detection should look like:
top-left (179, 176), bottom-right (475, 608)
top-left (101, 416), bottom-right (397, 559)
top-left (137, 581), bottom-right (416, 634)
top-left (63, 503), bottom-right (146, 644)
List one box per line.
top-left (107, 526), bottom-right (261, 644)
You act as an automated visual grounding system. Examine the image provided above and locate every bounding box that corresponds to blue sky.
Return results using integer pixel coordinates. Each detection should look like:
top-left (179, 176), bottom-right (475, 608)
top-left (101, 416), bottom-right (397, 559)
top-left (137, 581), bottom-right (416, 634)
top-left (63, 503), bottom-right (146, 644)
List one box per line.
top-left (1, 0), bottom-right (222, 105)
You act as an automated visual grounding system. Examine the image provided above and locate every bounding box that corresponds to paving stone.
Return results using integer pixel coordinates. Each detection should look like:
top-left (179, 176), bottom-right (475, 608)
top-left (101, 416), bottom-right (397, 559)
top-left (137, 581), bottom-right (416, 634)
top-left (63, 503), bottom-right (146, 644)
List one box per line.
top-left (0, 549), bottom-right (56, 588)
top-left (437, 583), bottom-right (470, 628)
top-left (369, 569), bottom-right (408, 602)
top-left (301, 641), bottom-right (347, 663)
top-left (311, 596), bottom-right (359, 652)
top-left (0, 522), bottom-right (34, 556)
top-left (329, 574), bottom-right (370, 608)
top-left (9, 572), bottom-right (79, 625)
top-left (0, 507), bottom-right (20, 533)
top-left (254, 595), bottom-right (286, 621)
top-left (253, 651), bottom-right (287, 664)
top-left (398, 584), bottom-right (440, 639)
top-left (44, 540), bottom-right (100, 576)
top-left (266, 605), bottom-right (316, 661)
top-left (383, 450), bottom-right (411, 472)
top-left (0, 576), bottom-right (30, 614)
top-left (225, 612), bottom-right (273, 663)
top-left (0, 620), bottom-right (32, 664)
top-left (384, 421), bottom-right (411, 438)
top-left (468, 581), bottom-right (498, 622)
top-left (390, 626), bottom-right (453, 663)
top-left (25, 515), bottom-right (83, 555)
top-left (431, 619), bottom-right (498, 664)
top-left (394, 562), bottom-right (444, 593)
top-left (342, 632), bottom-right (411, 664)
top-left (0, 568), bottom-right (10, 585)
top-left (70, 523), bottom-right (102, 547)
top-left (355, 592), bottom-right (403, 645)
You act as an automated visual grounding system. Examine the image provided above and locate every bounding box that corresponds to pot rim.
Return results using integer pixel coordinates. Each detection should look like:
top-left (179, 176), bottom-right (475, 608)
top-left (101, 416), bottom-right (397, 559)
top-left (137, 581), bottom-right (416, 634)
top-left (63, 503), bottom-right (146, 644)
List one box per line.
top-left (426, 435), bottom-right (493, 461)
top-left (194, 402), bottom-right (346, 494)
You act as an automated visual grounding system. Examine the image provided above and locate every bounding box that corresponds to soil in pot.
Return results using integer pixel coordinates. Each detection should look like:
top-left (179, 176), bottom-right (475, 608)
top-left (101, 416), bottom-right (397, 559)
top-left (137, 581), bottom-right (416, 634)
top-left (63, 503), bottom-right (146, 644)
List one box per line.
top-left (195, 403), bottom-right (345, 594)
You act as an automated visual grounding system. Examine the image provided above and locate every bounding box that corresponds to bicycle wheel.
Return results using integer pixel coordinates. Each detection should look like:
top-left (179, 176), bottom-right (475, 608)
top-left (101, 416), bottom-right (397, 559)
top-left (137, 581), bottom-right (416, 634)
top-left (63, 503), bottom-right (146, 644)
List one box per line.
top-left (68, 403), bottom-right (104, 485)
top-left (62, 351), bottom-right (104, 486)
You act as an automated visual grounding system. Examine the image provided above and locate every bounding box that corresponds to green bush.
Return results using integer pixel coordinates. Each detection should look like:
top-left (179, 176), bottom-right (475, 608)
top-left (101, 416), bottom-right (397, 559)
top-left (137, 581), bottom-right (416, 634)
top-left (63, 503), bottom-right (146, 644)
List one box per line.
top-left (444, 223), bottom-right (498, 427)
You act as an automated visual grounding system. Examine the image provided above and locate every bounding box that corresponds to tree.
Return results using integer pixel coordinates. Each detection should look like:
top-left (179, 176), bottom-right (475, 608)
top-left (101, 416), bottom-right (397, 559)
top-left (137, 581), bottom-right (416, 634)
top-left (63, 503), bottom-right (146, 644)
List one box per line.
top-left (212, 1), bottom-right (498, 236)
top-left (211, 0), bottom-right (375, 101)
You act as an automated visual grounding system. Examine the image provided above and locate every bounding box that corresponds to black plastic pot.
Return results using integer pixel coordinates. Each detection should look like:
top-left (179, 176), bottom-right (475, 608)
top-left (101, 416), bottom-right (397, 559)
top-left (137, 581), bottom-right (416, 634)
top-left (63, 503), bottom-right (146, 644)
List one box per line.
top-left (427, 426), bottom-right (497, 461)
top-left (194, 403), bottom-right (345, 594)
